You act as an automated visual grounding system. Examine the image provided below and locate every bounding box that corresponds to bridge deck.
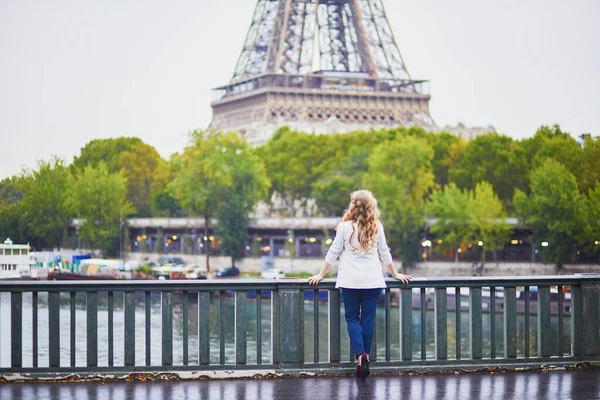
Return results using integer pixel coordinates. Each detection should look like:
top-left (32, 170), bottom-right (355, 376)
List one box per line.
top-left (1, 369), bottom-right (599, 399)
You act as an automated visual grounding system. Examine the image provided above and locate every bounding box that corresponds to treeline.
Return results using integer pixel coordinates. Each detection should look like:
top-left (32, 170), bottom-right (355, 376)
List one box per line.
top-left (0, 125), bottom-right (598, 267)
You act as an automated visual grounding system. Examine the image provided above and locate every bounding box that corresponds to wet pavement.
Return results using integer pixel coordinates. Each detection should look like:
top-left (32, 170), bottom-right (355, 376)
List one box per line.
top-left (1, 369), bottom-right (600, 399)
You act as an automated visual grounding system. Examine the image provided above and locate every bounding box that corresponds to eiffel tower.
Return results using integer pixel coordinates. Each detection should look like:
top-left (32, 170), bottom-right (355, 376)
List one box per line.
top-left (210, 0), bottom-right (434, 145)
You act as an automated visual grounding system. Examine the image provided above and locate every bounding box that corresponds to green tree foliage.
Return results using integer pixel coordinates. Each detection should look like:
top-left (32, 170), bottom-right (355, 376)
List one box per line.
top-left (428, 183), bottom-right (471, 260)
top-left (449, 132), bottom-right (517, 208)
top-left (580, 136), bottom-right (600, 194)
top-left (468, 182), bottom-right (512, 261)
top-left (258, 127), bottom-right (330, 216)
top-left (513, 125), bottom-right (584, 196)
top-left (364, 136), bottom-right (434, 267)
top-left (171, 130), bottom-right (264, 270)
top-left (514, 159), bottom-right (584, 268)
top-left (0, 177), bottom-right (31, 245)
top-left (216, 136), bottom-right (269, 267)
top-left (66, 162), bottom-right (135, 257)
top-left (426, 131), bottom-right (465, 189)
top-left (71, 137), bottom-right (168, 217)
top-left (309, 129), bottom-right (386, 216)
top-left (578, 185), bottom-right (600, 257)
top-left (19, 158), bottom-right (71, 250)
top-left (71, 137), bottom-right (142, 171)
top-left (312, 147), bottom-right (369, 216)
top-left (171, 130), bottom-right (230, 270)
top-left (0, 177), bottom-right (24, 205)
top-left (115, 141), bottom-right (169, 217)
top-left (216, 196), bottom-right (249, 266)
top-left (151, 189), bottom-right (184, 217)
top-left (533, 130), bottom-right (583, 189)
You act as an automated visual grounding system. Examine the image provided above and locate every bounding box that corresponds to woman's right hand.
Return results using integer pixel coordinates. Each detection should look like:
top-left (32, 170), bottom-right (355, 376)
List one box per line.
top-left (394, 273), bottom-right (412, 284)
top-left (308, 275), bottom-right (322, 286)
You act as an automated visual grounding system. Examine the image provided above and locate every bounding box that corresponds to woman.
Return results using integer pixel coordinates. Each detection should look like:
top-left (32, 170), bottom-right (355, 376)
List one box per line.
top-left (308, 190), bottom-right (411, 379)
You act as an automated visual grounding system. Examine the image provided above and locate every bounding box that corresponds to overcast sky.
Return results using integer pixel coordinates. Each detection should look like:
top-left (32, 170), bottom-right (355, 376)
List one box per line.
top-left (1, 0), bottom-right (598, 180)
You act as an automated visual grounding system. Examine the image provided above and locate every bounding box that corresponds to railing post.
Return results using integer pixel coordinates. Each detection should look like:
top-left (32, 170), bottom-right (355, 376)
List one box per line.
top-left (49, 292), bottom-right (60, 368)
top-left (32, 292), bottom-right (38, 368)
top-left (278, 288), bottom-right (303, 367)
top-left (469, 287), bottom-right (483, 359)
top-left (235, 291), bottom-right (247, 365)
top-left (162, 291), bottom-right (173, 366)
top-left (537, 286), bottom-right (552, 357)
top-left (503, 287), bottom-right (517, 358)
top-left (581, 282), bottom-right (600, 356)
top-left (271, 289), bottom-right (280, 365)
top-left (11, 292), bottom-right (22, 369)
top-left (108, 291), bottom-right (114, 367)
top-left (329, 289), bottom-right (341, 365)
top-left (198, 291), bottom-right (210, 365)
top-left (571, 285), bottom-right (582, 358)
top-left (124, 291), bottom-right (136, 367)
top-left (183, 291), bottom-right (189, 366)
top-left (435, 288), bottom-right (447, 360)
top-left (87, 291), bottom-right (98, 367)
top-left (400, 288), bottom-right (412, 361)
top-left (145, 291), bottom-right (151, 366)
top-left (70, 292), bottom-right (76, 367)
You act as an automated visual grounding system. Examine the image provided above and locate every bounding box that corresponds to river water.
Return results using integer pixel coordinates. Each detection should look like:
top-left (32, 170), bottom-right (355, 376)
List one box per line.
top-left (0, 292), bottom-right (569, 368)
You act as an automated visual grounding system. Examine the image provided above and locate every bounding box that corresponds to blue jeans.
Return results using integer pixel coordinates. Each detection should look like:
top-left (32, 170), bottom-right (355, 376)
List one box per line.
top-left (341, 288), bottom-right (381, 357)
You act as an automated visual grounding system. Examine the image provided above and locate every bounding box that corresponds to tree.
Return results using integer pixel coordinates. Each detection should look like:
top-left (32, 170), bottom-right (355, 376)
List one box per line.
top-left (449, 132), bottom-right (517, 208)
top-left (513, 124), bottom-right (584, 197)
top-left (71, 137), bottom-right (168, 217)
top-left (151, 189), bottom-right (184, 217)
top-left (580, 136), bottom-right (600, 194)
top-left (364, 136), bottom-right (435, 267)
top-left (533, 133), bottom-right (583, 189)
top-left (578, 185), bottom-right (600, 258)
top-left (170, 130), bottom-right (236, 271)
top-left (428, 183), bottom-right (471, 261)
top-left (426, 132), bottom-right (465, 189)
top-left (468, 182), bottom-right (512, 262)
top-left (216, 196), bottom-right (249, 267)
top-left (0, 176), bottom-right (31, 246)
top-left (216, 136), bottom-right (269, 267)
top-left (312, 147), bottom-right (370, 217)
top-left (115, 141), bottom-right (169, 217)
top-left (71, 137), bottom-right (142, 172)
top-left (513, 159), bottom-right (585, 268)
top-left (19, 158), bottom-right (71, 250)
top-left (66, 162), bottom-right (135, 257)
top-left (258, 127), bottom-right (329, 216)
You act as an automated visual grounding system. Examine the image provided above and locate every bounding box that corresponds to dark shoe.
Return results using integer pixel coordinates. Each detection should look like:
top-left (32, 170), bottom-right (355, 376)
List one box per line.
top-left (360, 353), bottom-right (370, 379)
top-left (355, 353), bottom-right (363, 379)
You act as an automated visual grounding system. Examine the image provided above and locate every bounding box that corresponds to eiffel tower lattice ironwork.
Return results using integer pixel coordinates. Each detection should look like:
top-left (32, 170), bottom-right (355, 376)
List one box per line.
top-left (210, 0), bottom-right (434, 145)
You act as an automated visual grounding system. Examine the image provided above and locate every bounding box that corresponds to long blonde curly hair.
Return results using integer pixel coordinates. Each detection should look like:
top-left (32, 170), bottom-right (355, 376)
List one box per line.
top-left (341, 190), bottom-right (381, 252)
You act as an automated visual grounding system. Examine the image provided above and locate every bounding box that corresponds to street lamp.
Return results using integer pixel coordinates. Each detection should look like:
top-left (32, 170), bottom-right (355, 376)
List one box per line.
top-left (421, 239), bottom-right (431, 262)
top-left (119, 210), bottom-right (124, 261)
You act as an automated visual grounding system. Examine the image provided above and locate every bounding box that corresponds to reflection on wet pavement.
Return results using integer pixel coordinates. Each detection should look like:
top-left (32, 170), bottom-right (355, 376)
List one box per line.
top-left (1, 369), bottom-right (599, 399)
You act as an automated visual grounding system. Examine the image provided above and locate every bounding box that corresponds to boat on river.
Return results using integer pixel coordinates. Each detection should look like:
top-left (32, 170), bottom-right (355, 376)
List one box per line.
top-left (0, 238), bottom-right (47, 280)
top-left (48, 258), bottom-right (126, 280)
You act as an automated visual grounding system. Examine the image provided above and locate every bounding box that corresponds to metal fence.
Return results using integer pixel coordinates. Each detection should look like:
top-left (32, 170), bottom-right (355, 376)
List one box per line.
top-left (0, 275), bottom-right (599, 379)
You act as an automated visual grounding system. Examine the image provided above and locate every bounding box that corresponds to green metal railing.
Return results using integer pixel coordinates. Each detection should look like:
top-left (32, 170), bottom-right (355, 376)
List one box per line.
top-left (0, 275), bottom-right (599, 379)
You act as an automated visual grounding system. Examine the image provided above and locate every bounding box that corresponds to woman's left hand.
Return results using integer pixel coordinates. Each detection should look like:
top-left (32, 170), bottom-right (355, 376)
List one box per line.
top-left (308, 275), bottom-right (323, 286)
top-left (394, 273), bottom-right (412, 284)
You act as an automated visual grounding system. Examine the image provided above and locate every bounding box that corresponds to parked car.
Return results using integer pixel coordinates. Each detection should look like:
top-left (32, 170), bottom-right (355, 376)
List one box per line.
top-left (186, 265), bottom-right (207, 280)
top-left (261, 268), bottom-right (286, 279)
top-left (215, 266), bottom-right (240, 278)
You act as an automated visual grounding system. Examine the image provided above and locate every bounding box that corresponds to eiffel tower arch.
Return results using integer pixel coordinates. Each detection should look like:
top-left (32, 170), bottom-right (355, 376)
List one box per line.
top-left (210, 0), bottom-right (434, 145)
